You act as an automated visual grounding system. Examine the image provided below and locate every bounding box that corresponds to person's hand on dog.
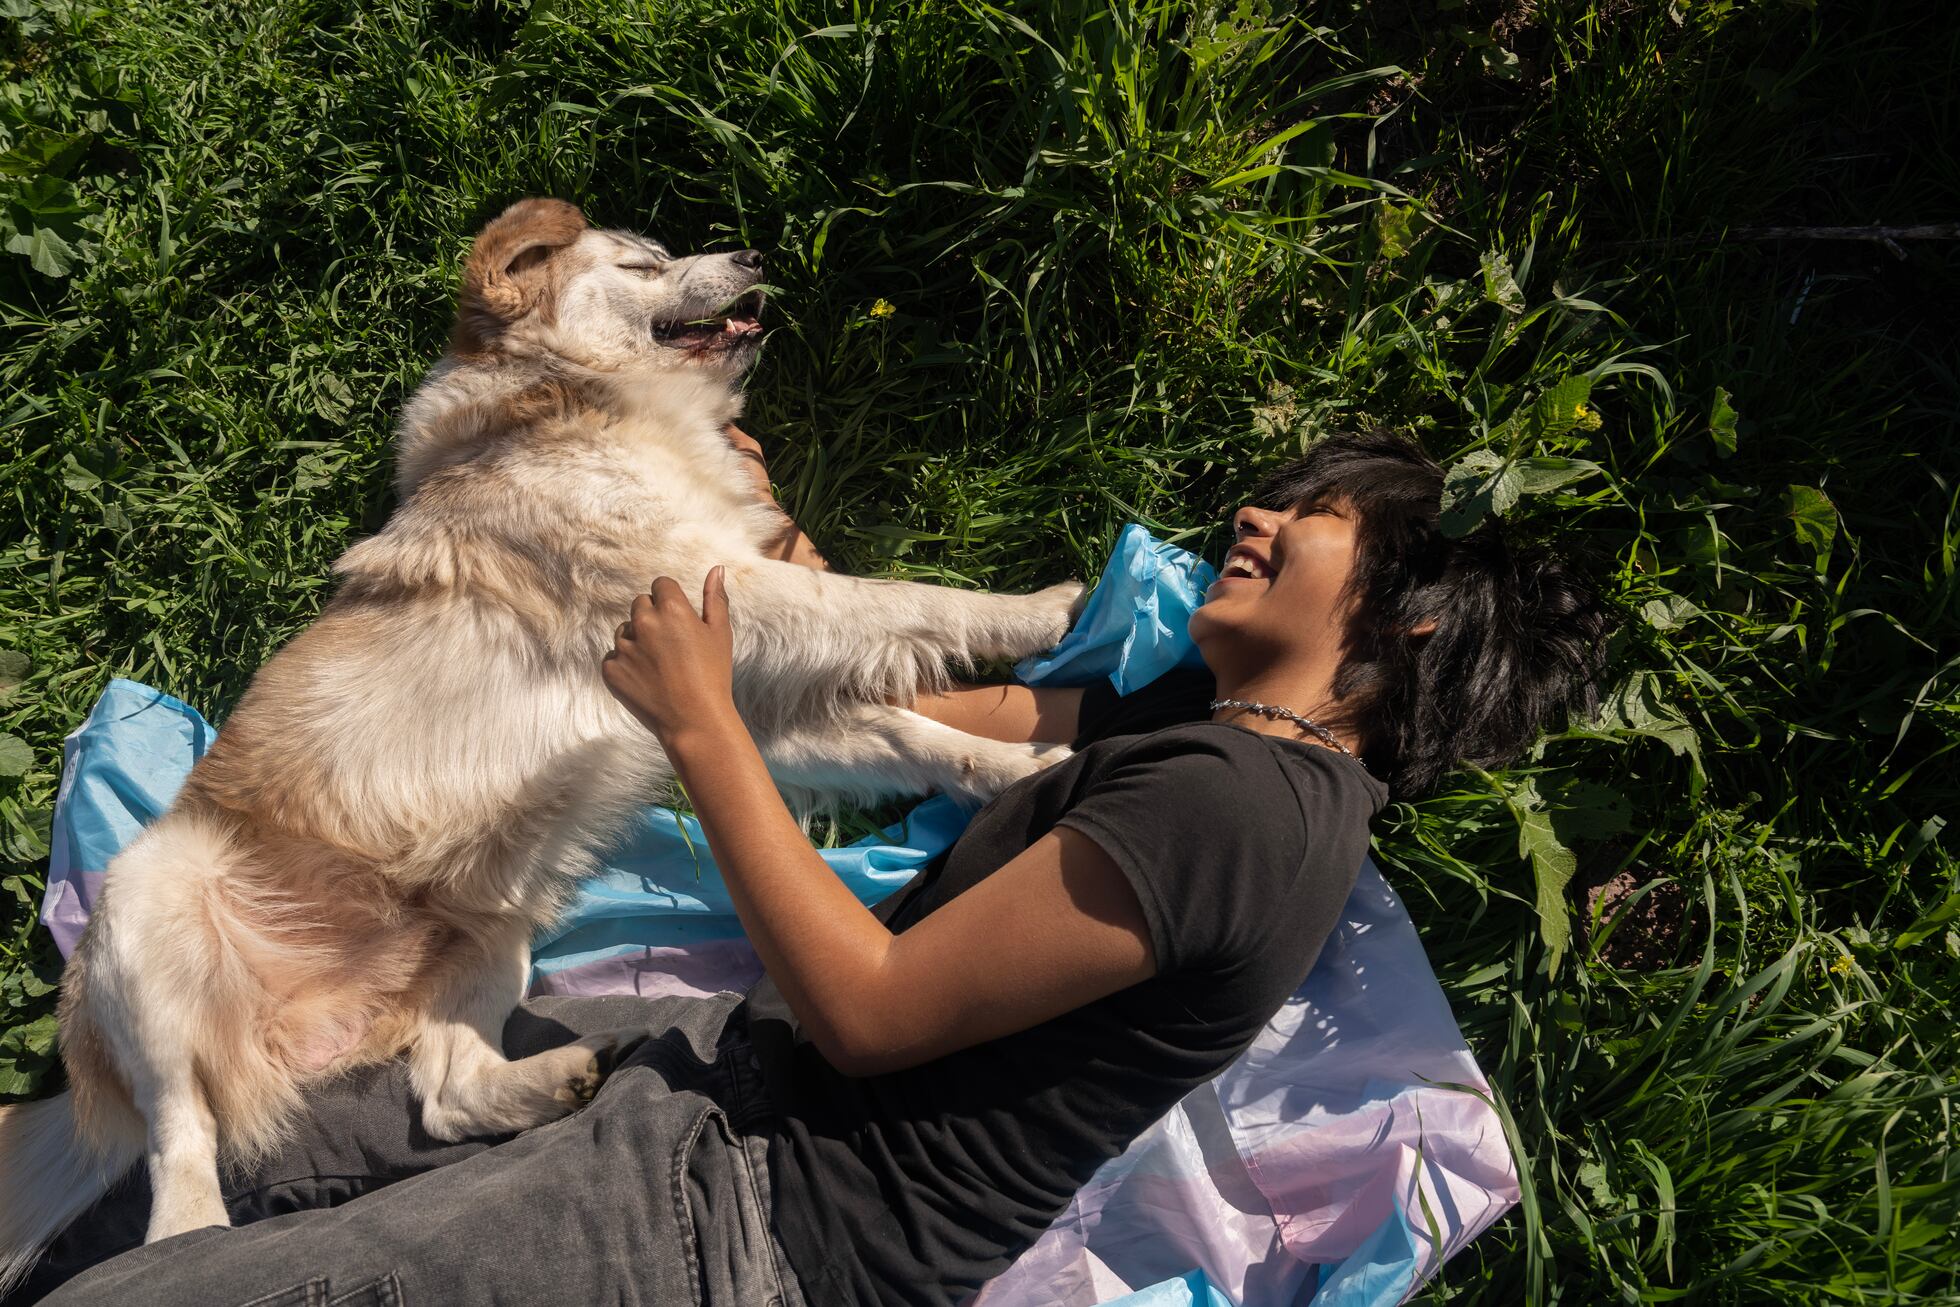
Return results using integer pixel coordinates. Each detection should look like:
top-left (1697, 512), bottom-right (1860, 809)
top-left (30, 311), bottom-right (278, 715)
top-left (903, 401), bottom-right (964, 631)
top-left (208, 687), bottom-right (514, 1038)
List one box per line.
top-left (602, 567), bottom-right (739, 751)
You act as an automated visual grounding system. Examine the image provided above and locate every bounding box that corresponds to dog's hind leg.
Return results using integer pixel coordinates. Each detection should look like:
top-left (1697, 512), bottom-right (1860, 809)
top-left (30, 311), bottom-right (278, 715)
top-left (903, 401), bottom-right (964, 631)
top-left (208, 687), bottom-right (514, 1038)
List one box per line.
top-left (408, 920), bottom-right (616, 1144)
top-left (138, 1071), bottom-right (230, 1243)
top-left (86, 816), bottom-right (284, 1243)
top-left (763, 703), bottom-right (1069, 807)
top-left (98, 978), bottom-right (230, 1243)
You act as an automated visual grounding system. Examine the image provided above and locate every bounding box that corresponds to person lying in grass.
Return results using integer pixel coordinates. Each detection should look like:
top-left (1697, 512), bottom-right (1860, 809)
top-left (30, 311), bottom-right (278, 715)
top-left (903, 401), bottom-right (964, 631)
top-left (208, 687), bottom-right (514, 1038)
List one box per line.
top-left (20, 430), bottom-right (1612, 1307)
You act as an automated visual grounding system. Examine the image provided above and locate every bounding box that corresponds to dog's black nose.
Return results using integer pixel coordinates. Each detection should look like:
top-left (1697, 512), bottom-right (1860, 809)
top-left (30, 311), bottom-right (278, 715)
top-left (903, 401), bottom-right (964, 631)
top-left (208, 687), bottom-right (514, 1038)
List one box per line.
top-left (729, 248), bottom-right (764, 271)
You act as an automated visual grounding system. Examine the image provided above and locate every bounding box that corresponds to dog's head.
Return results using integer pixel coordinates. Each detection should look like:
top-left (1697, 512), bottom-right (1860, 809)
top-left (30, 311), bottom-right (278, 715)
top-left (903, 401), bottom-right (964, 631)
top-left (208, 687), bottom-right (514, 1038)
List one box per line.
top-left (450, 198), bottom-right (766, 381)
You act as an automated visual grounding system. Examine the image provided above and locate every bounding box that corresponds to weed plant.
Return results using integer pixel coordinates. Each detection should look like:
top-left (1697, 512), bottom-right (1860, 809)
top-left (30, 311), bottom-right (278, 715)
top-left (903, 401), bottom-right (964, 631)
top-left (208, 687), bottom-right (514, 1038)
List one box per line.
top-left (1, 0), bottom-right (1955, 1300)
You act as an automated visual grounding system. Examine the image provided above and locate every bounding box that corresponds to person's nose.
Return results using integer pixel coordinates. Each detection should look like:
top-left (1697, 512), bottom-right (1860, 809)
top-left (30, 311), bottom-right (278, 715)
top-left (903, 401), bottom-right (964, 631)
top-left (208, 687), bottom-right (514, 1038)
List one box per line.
top-left (1233, 505), bottom-right (1282, 540)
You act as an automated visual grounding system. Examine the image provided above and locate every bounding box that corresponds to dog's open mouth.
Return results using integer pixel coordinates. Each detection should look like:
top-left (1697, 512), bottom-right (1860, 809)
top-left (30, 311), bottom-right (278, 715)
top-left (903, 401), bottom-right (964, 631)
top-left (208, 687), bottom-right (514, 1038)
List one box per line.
top-left (652, 291), bottom-right (765, 351)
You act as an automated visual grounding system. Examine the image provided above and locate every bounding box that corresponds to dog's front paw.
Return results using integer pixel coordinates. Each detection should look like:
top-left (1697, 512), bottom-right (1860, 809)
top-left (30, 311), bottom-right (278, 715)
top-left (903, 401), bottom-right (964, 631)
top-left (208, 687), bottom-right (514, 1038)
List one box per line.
top-left (546, 1033), bottom-right (619, 1111)
top-left (955, 740), bottom-right (1074, 805)
top-left (421, 1033), bottom-right (620, 1142)
top-left (1016, 580), bottom-right (1087, 655)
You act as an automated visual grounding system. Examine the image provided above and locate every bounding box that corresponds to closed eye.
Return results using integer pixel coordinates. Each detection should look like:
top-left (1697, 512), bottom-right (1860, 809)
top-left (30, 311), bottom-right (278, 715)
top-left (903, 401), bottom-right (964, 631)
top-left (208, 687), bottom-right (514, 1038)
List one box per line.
top-left (618, 263), bottom-right (662, 276)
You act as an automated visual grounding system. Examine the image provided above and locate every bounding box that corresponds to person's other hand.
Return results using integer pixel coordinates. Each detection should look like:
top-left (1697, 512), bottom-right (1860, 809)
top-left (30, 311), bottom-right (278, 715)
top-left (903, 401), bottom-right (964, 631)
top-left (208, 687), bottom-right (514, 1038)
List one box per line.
top-left (724, 423), bottom-right (830, 571)
top-left (602, 568), bottom-right (738, 747)
top-left (724, 423), bottom-right (775, 502)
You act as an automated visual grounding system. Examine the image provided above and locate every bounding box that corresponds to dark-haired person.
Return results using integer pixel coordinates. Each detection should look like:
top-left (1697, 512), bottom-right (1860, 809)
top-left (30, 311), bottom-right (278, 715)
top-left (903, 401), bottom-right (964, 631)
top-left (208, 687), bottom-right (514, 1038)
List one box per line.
top-left (20, 431), bottom-right (1613, 1307)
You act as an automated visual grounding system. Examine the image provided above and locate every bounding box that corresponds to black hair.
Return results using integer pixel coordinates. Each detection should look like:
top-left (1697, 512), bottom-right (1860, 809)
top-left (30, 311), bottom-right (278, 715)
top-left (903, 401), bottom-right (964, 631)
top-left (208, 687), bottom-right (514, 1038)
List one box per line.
top-left (1247, 429), bottom-right (1618, 798)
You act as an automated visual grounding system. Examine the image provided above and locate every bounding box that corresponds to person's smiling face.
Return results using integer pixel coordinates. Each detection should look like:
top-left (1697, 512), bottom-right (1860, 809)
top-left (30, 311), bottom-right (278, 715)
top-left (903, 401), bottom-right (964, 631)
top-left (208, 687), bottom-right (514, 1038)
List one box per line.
top-left (1188, 496), bottom-right (1364, 672)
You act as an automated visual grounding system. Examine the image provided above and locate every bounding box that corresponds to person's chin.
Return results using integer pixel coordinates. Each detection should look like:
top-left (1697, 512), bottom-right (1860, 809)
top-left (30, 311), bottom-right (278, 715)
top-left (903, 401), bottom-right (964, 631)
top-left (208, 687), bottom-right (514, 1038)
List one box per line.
top-left (1189, 592), bottom-right (1247, 645)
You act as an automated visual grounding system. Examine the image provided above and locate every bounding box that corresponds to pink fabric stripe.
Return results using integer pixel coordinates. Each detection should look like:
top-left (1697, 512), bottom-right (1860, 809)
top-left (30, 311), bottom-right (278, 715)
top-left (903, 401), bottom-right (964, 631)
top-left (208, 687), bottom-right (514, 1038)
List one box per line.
top-left (39, 869), bottom-right (100, 960)
top-left (526, 939), bottom-right (765, 1001)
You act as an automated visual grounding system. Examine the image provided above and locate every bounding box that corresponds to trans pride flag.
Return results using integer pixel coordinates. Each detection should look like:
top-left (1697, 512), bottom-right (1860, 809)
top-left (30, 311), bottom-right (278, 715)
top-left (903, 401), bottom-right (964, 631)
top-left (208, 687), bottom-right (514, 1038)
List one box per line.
top-left (44, 527), bottom-right (1517, 1306)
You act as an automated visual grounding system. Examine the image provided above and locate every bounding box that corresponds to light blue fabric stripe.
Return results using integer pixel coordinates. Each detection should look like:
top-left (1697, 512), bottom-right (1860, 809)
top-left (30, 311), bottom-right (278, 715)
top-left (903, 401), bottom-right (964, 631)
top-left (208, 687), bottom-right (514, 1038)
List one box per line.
top-left (528, 796), bottom-right (969, 979)
top-left (55, 679), bottom-right (215, 869)
top-left (1309, 1206), bottom-right (1425, 1307)
top-left (1096, 1269), bottom-right (1240, 1307)
top-left (1016, 523), bottom-right (1217, 694)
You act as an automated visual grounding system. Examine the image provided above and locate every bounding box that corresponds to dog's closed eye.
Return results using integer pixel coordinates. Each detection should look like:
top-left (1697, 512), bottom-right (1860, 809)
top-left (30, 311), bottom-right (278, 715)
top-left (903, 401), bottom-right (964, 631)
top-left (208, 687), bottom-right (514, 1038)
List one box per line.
top-left (618, 263), bottom-right (662, 277)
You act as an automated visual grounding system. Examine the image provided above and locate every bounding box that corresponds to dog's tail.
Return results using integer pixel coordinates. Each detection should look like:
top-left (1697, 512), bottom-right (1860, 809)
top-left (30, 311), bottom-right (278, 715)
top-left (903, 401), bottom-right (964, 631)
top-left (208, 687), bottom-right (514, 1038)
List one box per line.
top-left (0, 1089), bottom-right (142, 1294)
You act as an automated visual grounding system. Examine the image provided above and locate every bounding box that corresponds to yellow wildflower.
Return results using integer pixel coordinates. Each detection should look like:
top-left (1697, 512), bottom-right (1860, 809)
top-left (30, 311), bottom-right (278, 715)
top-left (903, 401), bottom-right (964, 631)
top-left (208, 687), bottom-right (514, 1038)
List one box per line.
top-left (1573, 403), bottom-right (1603, 432)
top-left (869, 299), bottom-right (896, 319)
top-left (1829, 952), bottom-right (1854, 977)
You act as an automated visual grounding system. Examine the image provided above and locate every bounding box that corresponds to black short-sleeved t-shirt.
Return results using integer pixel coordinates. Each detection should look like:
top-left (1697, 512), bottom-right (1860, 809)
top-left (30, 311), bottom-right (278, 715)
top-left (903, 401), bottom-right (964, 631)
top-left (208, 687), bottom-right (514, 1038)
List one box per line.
top-left (746, 670), bottom-right (1390, 1306)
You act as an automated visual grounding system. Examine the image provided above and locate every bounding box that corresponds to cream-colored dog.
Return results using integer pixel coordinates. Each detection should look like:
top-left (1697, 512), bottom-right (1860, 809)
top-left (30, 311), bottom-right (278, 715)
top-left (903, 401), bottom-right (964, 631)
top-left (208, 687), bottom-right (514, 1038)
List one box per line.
top-left (0, 198), bottom-right (1080, 1286)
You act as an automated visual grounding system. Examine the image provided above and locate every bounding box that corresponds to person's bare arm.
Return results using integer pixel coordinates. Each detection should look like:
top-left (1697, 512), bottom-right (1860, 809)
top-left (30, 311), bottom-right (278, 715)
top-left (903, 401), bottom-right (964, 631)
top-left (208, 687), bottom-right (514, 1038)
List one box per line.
top-left (601, 572), bottom-right (1153, 1077)
top-left (906, 684), bottom-right (1086, 745)
top-left (725, 424), bottom-right (830, 570)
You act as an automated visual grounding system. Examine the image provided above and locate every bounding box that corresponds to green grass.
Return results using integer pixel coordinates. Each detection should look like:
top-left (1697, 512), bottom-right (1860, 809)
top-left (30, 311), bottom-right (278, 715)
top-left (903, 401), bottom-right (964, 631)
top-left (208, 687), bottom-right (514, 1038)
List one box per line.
top-left (2, 0), bottom-right (1956, 1300)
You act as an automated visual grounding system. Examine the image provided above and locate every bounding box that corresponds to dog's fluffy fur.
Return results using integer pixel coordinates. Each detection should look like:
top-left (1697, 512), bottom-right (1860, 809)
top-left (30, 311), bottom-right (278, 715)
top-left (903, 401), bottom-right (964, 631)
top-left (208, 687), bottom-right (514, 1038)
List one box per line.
top-left (0, 198), bottom-right (1080, 1286)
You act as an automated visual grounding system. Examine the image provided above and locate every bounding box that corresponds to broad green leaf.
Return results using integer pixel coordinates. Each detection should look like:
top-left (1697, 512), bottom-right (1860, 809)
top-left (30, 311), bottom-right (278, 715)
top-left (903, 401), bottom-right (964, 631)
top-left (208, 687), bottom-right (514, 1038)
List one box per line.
top-left (1512, 456), bottom-right (1603, 496)
top-left (60, 454), bottom-right (101, 491)
top-left (10, 173), bottom-right (98, 223)
top-left (0, 1013), bottom-right (57, 1058)
top-left (1595, 672), bottom-right (1705, 780)
top-left (1523, 374), bottom-right (1596, 442)
top-left (1479, 44), bottom-right (1523, 81)
top-left (0, 649), bottom-right (25, 697)
top-left (0, 126), bottom-right (92, 179)
top-left (1439, 448), bottom-right (1599, 538)
top-left (1481, 249), bottom-right (1526, 313)
top-left (1785, 485), bottom-right (1838, 565)
top-left (314, 373), bottom-right (357, 422)
top-left (1710, 386), bottom-right (1739, 457)
top-left (5, 224), bottom-right (80, 277)
top-left (20, 1015), bottom-right (55, 1057)
top-left (0, 735), bottom-right (29, 777)
top-left (1577, 1161), bottom-right (1621, 1209)
top-left (1376, 203), bottom-right (1417, 259)
top-left (1641, 594), bottom-right (1699, 631)
top-left (0, 806), bottom-right (51, 863)
top-left (1507, 780), bottom-right (1579, 968)
top-left (1440, 448), bottom-right (1518, 537)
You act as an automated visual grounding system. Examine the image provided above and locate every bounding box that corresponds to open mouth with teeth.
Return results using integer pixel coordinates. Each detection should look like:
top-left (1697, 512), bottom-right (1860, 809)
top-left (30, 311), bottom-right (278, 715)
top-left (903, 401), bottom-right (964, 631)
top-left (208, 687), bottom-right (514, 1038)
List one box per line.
top-left (1216, 545), bottom-right (1276, 585)
top-left (651, 290), bottom-right (765, 352)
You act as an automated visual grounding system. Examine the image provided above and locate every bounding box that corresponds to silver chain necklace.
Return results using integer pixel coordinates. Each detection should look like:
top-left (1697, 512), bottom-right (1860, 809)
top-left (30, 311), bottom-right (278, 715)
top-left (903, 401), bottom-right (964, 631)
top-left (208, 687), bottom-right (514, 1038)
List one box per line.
top-left (1210, 698), bottom-right (1364, 766)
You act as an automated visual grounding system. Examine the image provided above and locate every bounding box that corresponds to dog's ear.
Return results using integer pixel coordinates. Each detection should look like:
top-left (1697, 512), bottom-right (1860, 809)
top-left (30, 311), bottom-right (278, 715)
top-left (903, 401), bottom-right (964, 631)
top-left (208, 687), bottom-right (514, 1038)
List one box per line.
top-left (453, 198), bottom-right (588, 343)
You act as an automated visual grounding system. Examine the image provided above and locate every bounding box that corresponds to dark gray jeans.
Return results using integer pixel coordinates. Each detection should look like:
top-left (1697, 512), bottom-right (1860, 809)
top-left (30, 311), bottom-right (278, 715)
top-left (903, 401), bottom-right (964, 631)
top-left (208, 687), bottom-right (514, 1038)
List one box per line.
top-left (16, 991), bottom-right (806, 1307)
